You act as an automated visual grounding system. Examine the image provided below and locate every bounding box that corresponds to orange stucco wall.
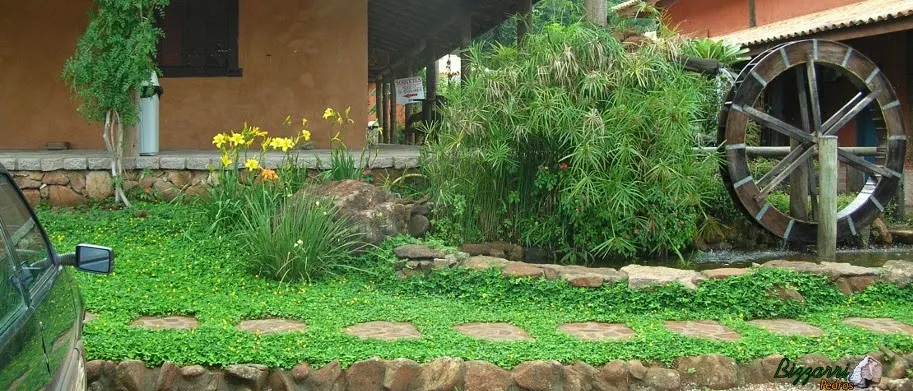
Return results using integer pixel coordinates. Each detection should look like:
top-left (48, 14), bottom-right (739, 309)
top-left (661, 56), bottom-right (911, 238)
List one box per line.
top-left (662, 0), bottom-right (864, 38)
top-left (0, 0), bottom-right (368, 150)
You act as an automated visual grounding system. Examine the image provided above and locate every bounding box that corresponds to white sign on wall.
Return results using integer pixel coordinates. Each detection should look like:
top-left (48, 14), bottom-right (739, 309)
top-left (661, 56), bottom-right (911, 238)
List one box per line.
top-left (395, 77), bottom-right (425, 104)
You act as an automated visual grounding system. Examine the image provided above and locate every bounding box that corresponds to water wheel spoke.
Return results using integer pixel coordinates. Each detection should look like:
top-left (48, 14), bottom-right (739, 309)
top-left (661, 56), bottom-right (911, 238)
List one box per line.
top-left (805, 56), bottom-right (823, 132)
top-left (823, 92), bottom-right (879, 135)
top-left (734, 105), bottom-right (814, 143)
top-left (756, 145), bottom-right (818, 200)
top-left (837, 148), bottom-right (899, 179)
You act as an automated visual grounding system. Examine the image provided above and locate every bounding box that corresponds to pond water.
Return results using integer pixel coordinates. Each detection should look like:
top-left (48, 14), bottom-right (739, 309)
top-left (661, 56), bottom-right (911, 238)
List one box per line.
top-left (586, 245), bottom-right (913, 271)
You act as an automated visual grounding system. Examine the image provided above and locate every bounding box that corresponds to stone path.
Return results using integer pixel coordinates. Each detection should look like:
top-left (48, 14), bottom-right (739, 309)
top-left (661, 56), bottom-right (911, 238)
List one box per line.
top-left (842, 317), bottom-right (913, 335)
top-left (558, 322), bottom-right (635, 341)
top-left (664, 320), bottom-right (741, 341)
top-left (747, 319), bottom-right (824, 337)
top-left (345, 321), bottom-right (422, 341)
top-left (84, 312), bottom-right (96, 324)
top-left (455, 322), bottom-right (534, 341)
top-left (237, 319), bottom-right (308, 334)
top-left (129, 315), bottom-right (199, 330)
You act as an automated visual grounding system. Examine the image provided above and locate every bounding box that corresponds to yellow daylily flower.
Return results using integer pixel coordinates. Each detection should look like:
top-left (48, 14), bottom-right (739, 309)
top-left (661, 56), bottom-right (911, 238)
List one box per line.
top-left (302, 118), bottom-right (308, 127)
top-left (337, 117), bottom-right (343, 125)
top-left (301, 130), bottom-right (312, 141)
top-left (252, 126), bottom-right (267, 137)
top-left (344, 106), bottom-right (351, 119)
top-left (220, 155), bottom-right (232, 167)
top-left (323, 108), bottom-right (335, 120)
top-left (244, 159), bottom-right (261, 171)
top-left (229, 133), bottom-right (245, 146)
top-left (284, 115), bottom-right (292, 126)
top-left (212, 134), bottom-right (227, 149)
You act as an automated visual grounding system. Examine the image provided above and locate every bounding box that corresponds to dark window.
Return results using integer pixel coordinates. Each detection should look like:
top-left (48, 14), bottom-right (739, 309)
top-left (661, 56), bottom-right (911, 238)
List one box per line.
top-left (157, 0), bottom-right (242, 77)
top-left (0, 177), bottom-right (54, 297)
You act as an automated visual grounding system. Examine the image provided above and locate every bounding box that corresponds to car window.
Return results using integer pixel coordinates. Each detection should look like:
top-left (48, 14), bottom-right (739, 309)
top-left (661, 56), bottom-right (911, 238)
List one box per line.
top-left (0, 177), bottom-right (54, 294)
top-left (0, 216), bottom-right (27, 332)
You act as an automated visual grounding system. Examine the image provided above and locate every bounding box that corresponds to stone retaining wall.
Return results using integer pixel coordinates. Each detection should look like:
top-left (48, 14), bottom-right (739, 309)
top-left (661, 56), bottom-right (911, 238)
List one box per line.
top-left (10, 168), bottom-right (412, 208)
top-left (87, 353), bottom-right (913, 391)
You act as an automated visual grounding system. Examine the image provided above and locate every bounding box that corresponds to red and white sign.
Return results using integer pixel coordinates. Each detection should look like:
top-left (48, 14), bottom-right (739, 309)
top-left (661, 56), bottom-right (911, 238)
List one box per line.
top-left (395, 77), bottom-right (425, 104)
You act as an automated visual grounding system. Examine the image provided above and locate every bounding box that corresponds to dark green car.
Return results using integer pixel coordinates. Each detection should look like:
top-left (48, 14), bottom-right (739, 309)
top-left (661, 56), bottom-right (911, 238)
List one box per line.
top-left (0, 164), bottom-right (114, 391)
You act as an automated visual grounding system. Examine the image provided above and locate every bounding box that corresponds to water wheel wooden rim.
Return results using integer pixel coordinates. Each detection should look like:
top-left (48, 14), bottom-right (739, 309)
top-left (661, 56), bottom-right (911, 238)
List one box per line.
top-left (718, 39), bottom-right (906, 244)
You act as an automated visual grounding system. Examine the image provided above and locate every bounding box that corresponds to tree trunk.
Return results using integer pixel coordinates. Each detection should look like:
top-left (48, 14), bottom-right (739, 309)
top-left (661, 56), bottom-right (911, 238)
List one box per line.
top-left (584, 0), bottom-right (608, 27)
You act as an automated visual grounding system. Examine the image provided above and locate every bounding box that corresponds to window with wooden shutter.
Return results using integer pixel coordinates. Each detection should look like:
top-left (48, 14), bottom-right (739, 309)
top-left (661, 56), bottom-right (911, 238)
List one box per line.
top-left (157, 0), bottom-right (241, 77)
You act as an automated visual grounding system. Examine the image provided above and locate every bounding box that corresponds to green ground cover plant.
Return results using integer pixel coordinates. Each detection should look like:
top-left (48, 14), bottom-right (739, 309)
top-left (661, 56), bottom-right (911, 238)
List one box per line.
top-left (39, 203), bottom-right (913, 369)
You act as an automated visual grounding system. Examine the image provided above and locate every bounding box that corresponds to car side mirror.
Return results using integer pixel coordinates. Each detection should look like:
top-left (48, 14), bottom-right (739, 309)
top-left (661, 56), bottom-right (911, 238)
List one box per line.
top-left (74, 244), bottom-right (114, 274)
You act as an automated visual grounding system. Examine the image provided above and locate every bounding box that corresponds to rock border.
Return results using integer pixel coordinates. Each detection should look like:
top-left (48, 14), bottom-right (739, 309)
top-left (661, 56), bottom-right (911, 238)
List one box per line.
top-left (85, 352), bottom-right (913, 391)
top-left (392, 244), bottom-right (913, 294)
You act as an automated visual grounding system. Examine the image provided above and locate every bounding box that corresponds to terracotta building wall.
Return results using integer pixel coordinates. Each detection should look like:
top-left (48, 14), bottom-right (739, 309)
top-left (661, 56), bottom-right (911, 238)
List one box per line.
top-left (661, 0), bottom-right (862, 38)
top-left (0, 0), bottom-right (368, 150)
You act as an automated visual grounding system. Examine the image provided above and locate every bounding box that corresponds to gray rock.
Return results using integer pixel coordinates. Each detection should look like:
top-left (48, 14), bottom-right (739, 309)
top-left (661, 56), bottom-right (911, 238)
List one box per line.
top-left (159, 157), bottom-right (186, 170)
top-left (371, 156), bottom-right (395, 168)
top-left (296, 180), bottom-right (407, 247)
top-left (135, 156), bottom-right (160, 170)
top-left (620, 265), bottom-right (705, 290)
top-left (181, 365), bottom-right (207, 378)
top-left (884, 260), bottom-right (913, 287)
top-left (512, 360), bottom-right (562, 391)
top-left (821, 262), bottom-right (881, 277)
top-left (115, 360), bottom-right (147, 391)
top-left (0, 158), bottom-right (15, 170)
top-left (408, 214), bottom-right (430, 238)
top-left (394, 244), bottom-right (446, 260)
top-left (345, 358), bottom-right (386, 391)
top-left (87, 158), bottom-right (113, 170)
top-left (186, 157), bottom-right (214, 170)
top-left (415, 358), bottom-right (464, 391)
top-left (393, 156), bottom-right (420, 169)
top-left (41, 158), bottom-right (64, 171)
top-left (463, 256), bottom-right (509, 270)
top-left (761, 260), bottom-right (839, 280)
top-left (675, 354), bottom-right (739, 389)
top-left (63, 158), bottom-right (88, 170)
top-left (156, 361), bottom-right (179, 391)
top-left (86, 171), bottom-right (114, 201)
top-left (644, 368), bottom-right (681, 391)
top-left (383, 359), bottom-right (420, 391)
top-left (225, 364), bottom-right (269, 388)
top-left (411, 203), bottom-right (432, 216)
top-left (17, 158), bottom-right (41, 171)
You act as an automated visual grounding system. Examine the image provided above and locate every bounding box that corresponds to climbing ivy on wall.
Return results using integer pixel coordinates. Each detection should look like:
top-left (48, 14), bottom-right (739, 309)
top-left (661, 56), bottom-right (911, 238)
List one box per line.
top-left (62, 0), bottom-right (169, 207)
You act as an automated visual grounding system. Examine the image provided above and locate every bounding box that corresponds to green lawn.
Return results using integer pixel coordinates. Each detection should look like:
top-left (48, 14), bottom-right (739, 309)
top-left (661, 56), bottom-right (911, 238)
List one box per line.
top-left (39, 203), bottom-right (913, 369)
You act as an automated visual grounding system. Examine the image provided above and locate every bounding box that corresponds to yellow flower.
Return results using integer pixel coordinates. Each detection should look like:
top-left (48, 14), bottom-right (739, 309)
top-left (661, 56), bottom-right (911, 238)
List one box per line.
top-left (212, 133), bottom-right (227, 149)
top-left (333, 132), bottom-right (342, 142)
top-left (268, 137), bottom-right (296, 152)
top-left (344, 106), bottom-right (351, 118)
top-left (252, 126), bottom-right (267, 137)
top-left (229, 133), bottom-right (245, 146)
top-left (220, 155), bottom-right (232, 167)
top-left (377, 127), bottom-right (384, 135)
top-left (337, 117), bottom-right (343, 125)
top-left (323, 108), bottom-right (335, 120)
top-left (302, 118), bottom-right (308, 126)
top-left (301, 130), bottom-right (312, 141)
top-left (244, 159), bottom-right (261, 171)
top-left (284, 115), bottom-right (292, 125)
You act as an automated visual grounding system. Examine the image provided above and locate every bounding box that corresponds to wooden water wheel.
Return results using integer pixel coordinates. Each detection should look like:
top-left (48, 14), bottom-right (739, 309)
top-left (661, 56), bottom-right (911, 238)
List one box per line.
top-left (718, 39), bottom-right (907, 244)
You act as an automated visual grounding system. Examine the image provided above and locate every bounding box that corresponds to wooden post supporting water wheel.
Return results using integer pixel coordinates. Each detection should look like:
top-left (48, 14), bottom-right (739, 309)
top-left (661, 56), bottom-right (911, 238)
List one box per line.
top-left (718, 39), bottom-right (907, 244)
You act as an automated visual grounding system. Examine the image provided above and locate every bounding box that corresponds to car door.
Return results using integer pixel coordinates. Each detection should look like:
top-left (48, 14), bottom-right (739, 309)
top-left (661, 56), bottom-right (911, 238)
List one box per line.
top-left (0, 212), bottom-right (52, 390)
top-left (0, 175), bottom-right (79, 391)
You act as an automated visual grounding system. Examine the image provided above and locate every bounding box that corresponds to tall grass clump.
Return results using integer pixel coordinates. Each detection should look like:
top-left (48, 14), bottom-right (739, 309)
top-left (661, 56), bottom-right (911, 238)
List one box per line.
top-left (424, 22), bottom-right (721, 263)
top-left (235, 188), bottom-right (364, 282)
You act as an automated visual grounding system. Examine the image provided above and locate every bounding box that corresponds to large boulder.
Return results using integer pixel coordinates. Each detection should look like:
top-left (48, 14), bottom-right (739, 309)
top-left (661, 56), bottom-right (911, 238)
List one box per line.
top-left (296, 180), bottom-right (410, 245)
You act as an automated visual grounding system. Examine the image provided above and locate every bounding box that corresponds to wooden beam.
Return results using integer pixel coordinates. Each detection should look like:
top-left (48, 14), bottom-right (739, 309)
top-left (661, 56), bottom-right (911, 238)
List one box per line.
top-left (424, 48), bottom-right (439, 124)
top-left (748, 0), bottom-right (756, 28)
top-left (517, 0), bottom-right (533, 45)
top-left (381, 79), bottom-right (390, 144)
top-left (390, 75), bottom-right (397, 144)
top-left (375, 78), bottom-right (384, 128)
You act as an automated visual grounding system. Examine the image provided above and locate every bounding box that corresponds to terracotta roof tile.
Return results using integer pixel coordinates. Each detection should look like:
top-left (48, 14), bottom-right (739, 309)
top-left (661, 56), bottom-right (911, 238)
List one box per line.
top-left (712, 0), bottom-right (913, 46)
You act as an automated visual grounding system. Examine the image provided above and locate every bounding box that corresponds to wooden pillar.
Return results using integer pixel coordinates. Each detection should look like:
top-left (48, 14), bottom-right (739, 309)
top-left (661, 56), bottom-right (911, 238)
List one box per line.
top-left (404, 63), bottom-right (414, 145)
top-left (424, 51), bottom-right (439, 125)
top-left (460, 9), bottom-right (472, 83)
top-left (583, 0), bottom-right (607, 27)
top-left (381, 77), bottom-right (390, 144)
top-left (375, 78), bottom-right (384, 128)
top-left (517, 0), bottom-right (533, 45)
top-left (897, 30), bottom-right (913, 220)
top-left (818, 135), bottom-right (838, 260)
top-left (389, 73), bottom-right (397, 144)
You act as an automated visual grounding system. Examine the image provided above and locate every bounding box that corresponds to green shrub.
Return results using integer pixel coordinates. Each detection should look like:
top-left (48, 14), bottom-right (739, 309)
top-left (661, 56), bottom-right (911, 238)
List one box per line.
top-left (235, 189), bottom-right (364, 282)
top-left (424, 23), bottom-right (719, 261)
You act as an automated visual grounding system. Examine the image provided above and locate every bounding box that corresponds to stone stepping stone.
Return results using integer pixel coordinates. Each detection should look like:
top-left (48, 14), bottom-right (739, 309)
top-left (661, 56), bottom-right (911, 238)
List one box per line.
top-left (129, 315), bottom-right (199, 330)
top-left (83, 312), bottom-right (96, 324)
top-left (663, 320), bottom-right (740, 341)
top-left (454, 322), bottom-right (533, 342)
top-left (237, 318), bottom-right (307, 334)
top-left (558, 322), bottom-right (635, 341)
top-left (345, 321), bottom-right (421, 341)
top-left (748, 319), bottom-right (823, 337)
top-left (842, 317), bottom-right (913, 335)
